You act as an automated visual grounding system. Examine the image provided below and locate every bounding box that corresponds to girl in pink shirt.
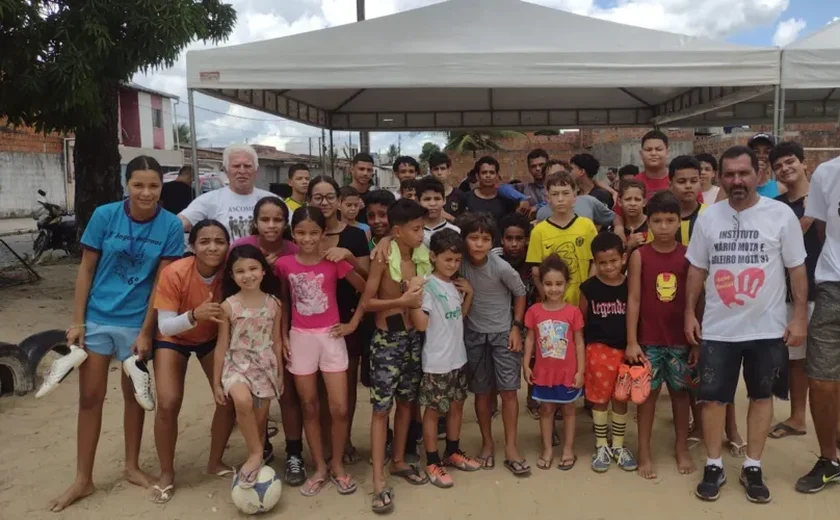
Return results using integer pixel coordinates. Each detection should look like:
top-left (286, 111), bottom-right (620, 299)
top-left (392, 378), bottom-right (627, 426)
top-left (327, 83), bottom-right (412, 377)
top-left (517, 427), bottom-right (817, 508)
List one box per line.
top-left (523, 254), bottom-right (585, 472)
top-left (231, 196), bottom-right (299, 265)
top-left (275, 206), bottom-right (365, 497)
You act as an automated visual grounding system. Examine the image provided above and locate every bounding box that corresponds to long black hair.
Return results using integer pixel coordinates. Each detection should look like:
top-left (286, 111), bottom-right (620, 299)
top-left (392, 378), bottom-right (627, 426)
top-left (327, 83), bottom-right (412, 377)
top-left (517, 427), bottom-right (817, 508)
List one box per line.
top-left (222, 244), bottom-right (282, 299)
top-left (189, 219), bottom-right (230, 246)
top-left (125, 155), bottom-right (164, 182)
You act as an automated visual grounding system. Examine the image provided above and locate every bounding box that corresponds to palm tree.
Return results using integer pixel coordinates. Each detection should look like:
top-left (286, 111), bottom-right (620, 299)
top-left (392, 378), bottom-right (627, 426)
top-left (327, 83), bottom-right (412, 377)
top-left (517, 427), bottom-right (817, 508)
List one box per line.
top-left (418, 141), bottom-right (441, 172)
top-left (173, 123), bottom-right (191, 148)
top-left (444, 130), bottom-right (525, 157)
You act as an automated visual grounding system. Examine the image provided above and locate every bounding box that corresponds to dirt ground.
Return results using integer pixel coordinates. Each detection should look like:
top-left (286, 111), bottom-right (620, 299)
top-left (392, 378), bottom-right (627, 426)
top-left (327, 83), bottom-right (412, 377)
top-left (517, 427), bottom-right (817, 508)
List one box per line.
top-left (0, 263), bottom-right (837, 519)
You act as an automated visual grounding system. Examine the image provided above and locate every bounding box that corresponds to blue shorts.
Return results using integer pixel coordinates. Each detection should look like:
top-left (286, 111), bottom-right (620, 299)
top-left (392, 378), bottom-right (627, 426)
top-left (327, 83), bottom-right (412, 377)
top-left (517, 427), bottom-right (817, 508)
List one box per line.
top-left (532, 384), bottom-right (583, 404)
top-left (85, 322), bottom-right (141, 361)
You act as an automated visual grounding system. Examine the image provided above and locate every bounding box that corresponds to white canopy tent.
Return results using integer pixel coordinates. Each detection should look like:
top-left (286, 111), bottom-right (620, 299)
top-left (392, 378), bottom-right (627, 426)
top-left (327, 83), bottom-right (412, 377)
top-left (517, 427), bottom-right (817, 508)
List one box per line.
top-left (185, 0), bottom-right (781, 135)
top-left (775, 20), bottom-right (840, 132)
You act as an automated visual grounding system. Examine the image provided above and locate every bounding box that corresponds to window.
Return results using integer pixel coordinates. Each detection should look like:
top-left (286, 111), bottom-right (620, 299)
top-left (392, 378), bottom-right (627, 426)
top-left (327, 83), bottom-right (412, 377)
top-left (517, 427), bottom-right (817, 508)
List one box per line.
top-left (152, 108), bottom-right (163, 129)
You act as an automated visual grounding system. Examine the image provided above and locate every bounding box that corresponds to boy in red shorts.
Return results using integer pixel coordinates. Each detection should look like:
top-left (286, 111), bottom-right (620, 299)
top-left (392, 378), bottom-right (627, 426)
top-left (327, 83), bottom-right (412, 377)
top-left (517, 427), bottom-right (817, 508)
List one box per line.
top-left (579, 231), bottom-right (637, 473)
top-left (626, 191), bottom-right (697, 480)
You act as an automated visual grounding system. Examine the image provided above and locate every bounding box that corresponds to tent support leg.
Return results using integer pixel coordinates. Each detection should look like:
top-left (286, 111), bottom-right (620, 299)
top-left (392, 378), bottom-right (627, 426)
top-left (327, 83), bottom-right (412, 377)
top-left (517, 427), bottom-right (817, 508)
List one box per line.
top-left (772, 85), bottom-right (780, 140)
top-left (188, 89), bottom-right (200, 199)
top-left (778, 88), bottom-right (786, 139)
top-left (329, 129), bottom-right (335, 178)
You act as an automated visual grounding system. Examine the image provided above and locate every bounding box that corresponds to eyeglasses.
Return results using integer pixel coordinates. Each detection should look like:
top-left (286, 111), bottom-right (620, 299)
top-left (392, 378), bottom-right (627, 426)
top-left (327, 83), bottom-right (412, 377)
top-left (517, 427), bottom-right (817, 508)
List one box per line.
top-left (310, 194), bottom-right (337, 205)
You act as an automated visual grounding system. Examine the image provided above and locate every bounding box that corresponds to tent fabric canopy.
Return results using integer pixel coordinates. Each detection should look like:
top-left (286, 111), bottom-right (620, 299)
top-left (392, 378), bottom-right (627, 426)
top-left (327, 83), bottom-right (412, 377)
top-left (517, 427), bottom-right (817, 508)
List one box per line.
top-left (782, 20), bottom-right (840, 89)
top-left (186, 0), bottom-right (781, 130)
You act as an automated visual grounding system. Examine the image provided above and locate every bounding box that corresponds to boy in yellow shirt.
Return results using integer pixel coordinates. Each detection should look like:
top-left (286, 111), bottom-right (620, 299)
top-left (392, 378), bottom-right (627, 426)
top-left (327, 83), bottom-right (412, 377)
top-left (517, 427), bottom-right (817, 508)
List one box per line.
top-left (668, 155), bottom-right (706, 246)
top-left (527, 171), bottom-right (597, 305)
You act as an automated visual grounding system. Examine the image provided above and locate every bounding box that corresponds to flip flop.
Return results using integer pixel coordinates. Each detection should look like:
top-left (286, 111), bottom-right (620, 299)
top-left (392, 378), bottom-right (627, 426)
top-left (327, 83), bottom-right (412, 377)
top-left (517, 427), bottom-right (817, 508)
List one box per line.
top-left (475, 454), bottom-right (495, 470)
top-left (768, 423), bottom-right (806, 439)
top-left (343, 445), bottom-right (361, 465)
top-left (527, 407), bottom-right (540, 420)
top-left (372, 487), bottom-right (394, 514)
top-left (212, 466), bottom-right (236, 480)
top-left (236, 466), bottom-right (260, 489)
top-left (727, 440), bottom-right (747, 458)
top-left (300, 475), bottom-right (329, 497)
top-left (151, 484), bottom-right (174, 504)
top-left (536, 457), bottom-right (553, 470)
top-left (267, 425), bottom-right (279, 439)
top-left (391, 466), bottom-right (429, 485)
top-left (503, 459), bottom-right (531, 476)
top-left (331, 474), bottom-right (358, 495)
top-left (558, 456), bottom-right (578, 471)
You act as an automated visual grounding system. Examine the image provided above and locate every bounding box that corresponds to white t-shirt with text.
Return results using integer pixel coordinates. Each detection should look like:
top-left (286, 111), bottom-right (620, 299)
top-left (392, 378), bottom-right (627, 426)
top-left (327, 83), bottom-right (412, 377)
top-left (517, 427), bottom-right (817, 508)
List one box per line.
top-left (421, 276), bottom-right (467, 374)
top-left (686, 196), bottom-right (806, 342)
top-left (805, 156), bottom-right (840, 284)
top-left (179, 187), bottom-right (278, 241)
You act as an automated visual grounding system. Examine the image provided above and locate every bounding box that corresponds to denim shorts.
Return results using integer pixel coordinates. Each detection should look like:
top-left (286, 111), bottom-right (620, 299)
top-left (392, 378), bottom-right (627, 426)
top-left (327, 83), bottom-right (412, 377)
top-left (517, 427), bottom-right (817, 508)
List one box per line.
top-left (85, 322), bottom-right (141, 361)
top-left (696, 338), bottom-right (788, 404)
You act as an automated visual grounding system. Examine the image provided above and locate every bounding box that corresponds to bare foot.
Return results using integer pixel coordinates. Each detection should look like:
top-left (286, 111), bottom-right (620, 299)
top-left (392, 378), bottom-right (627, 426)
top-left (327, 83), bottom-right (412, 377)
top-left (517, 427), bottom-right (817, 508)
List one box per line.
top-left (49, 480), bottom-right (95, 512)
top-left (478, 442), bottom-right (495, 461)
top-left (124, 467), bottom-right (157, 488)
top-left (637, 455), bottom-right (657, 480)
top-left (676, 448), bottom-right (695, 474)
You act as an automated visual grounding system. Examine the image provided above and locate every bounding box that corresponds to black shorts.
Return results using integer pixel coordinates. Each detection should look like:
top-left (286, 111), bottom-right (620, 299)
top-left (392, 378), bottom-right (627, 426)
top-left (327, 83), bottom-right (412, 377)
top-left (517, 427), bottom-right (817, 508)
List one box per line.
top-left (153, 339), bottom-right (215, 359)
top-left (697, 338), bottom-right (788, 404)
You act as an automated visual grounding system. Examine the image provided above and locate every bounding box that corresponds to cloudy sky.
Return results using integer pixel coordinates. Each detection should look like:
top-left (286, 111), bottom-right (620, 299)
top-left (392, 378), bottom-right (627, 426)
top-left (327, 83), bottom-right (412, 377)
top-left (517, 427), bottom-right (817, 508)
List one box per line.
top-left (133, 0), bottom-right (838, 157)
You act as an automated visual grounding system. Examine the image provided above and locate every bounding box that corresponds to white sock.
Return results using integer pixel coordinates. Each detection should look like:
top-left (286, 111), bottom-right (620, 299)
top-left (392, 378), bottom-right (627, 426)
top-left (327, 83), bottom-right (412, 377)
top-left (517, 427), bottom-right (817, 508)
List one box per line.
top-left (743, 457), bottom-right (761, 469)
top-left (706, 457), bottom-right (723, 469)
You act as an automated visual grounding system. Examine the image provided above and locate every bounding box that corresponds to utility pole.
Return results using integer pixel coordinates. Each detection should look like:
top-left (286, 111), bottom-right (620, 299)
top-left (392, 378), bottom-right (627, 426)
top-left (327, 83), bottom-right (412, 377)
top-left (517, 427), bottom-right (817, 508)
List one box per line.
top-left (357, 0), bottom-right (370, 154)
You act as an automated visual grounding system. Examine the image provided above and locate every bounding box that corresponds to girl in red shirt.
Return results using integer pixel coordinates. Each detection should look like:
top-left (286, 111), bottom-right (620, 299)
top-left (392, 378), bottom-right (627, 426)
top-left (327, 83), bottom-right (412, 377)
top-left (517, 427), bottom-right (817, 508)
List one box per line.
top-left (523, 254), bottom-right (585, 471)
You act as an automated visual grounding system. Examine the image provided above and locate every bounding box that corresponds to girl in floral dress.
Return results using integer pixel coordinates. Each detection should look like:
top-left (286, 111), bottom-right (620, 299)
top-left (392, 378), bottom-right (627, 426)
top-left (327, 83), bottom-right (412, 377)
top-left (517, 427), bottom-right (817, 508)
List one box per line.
top-left (213, 245), bottom-right (285, 487)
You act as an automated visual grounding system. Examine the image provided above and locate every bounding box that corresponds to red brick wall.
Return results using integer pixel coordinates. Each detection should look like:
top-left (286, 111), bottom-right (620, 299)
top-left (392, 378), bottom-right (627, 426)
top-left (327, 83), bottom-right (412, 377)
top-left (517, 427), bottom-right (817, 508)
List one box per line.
top-left (0, 119), bottom-right (66, 154)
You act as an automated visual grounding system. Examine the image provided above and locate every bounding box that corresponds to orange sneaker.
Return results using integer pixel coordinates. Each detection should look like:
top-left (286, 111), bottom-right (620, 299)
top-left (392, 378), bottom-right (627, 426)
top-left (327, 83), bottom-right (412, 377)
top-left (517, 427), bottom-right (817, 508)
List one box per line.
top-left (426, 463), bottom-right (454, 489)
top-left (443, 450), bottom-right (482, 472)
top-left (629, 360), bottom-right (651, 405)
top-left (613, 363), bottom-right (632, 402)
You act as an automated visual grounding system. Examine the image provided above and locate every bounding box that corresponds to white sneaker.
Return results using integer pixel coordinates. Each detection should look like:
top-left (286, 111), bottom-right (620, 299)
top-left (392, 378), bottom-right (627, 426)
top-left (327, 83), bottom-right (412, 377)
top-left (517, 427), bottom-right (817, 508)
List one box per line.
top-left (36, 345), bottom-right (88, 399)
top-left (122, 355), bottom-right (155, 411)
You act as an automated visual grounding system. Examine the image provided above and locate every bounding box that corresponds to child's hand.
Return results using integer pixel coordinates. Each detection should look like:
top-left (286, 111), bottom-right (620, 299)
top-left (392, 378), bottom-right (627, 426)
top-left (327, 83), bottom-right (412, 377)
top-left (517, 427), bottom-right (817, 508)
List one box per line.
top-left (688, 345), bottom-right (700, 368)
top-left (370, 237), bottom-right (392, 263)
top-left (330, 322), bottom-right (357, 338)
top-left (213, 385), bottom-right (227, 406)
top-left (523, 365), bottom-right (534, 384)
top-left (508, 327), bottom-right (523, 352)
top-left (264, 252), bottom-right (279, 265)
top-left (453, 278), bottom-right (472, 297)
top-left (684, 314), bottom-right (702, 346)
top-left (282, 337), bottom-right (291, 362)
top-left (66, 324), bottom-right (85, 349)
top-left (401, 283), bottom-right (424, 309)
top-left (573, 371), bottom-right (584, 389)
top-left (628, 233), bottom-right (646, 249)
top-left (323, 247), bottom-right (352, 263)
top-left (194, 292), bottom-right (225, 323)
top-left (407, 275), bottom-right (425, 291)
top-left (277, 376), bottom-right (285, 397)
top-left (625, 342), bottom-right (645, 364)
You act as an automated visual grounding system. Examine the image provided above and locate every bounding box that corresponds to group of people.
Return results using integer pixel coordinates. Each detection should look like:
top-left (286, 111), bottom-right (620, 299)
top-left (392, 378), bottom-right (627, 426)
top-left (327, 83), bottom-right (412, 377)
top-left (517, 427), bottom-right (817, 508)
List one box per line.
top-left (42, 132), bottom-right (840, 514)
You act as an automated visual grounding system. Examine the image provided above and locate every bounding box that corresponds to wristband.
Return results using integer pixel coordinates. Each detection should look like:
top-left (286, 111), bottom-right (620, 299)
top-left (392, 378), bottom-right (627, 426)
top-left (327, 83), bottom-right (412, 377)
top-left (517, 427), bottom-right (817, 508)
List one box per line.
top-left (512, 320), bottom-right (525, 330)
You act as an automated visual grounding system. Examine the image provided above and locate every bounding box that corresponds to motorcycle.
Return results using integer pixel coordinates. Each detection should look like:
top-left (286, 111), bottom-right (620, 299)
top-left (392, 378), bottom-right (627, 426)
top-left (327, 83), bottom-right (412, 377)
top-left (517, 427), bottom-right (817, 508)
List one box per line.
top-left (31, 189), bottom-right (79, 262)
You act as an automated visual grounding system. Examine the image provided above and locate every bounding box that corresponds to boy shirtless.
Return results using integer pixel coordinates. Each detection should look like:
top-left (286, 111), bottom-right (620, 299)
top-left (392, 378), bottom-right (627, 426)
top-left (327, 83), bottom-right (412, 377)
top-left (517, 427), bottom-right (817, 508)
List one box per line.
top-left (360, 198), bottom-right (431, 513)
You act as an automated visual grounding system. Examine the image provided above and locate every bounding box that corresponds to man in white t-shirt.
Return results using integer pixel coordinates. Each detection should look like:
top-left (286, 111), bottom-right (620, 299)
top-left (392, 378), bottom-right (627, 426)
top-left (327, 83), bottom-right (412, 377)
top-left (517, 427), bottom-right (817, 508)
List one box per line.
top-left (796, 154), bottom-right (840, 493)
top-left (684, 145), bottom-right (808, 504)
top-left (178, 144), bottom-right (277, 241)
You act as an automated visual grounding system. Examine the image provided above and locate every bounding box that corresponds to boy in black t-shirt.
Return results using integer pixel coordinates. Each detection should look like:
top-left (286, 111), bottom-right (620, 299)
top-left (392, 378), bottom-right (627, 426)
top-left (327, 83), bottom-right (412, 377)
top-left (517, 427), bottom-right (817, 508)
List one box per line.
top-left (579, 232), bottom-right (637, 473)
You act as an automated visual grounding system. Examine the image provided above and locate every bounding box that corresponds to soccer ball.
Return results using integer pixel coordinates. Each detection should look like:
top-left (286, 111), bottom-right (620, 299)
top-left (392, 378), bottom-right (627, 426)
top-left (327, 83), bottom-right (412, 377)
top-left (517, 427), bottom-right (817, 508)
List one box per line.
top-left (231, 466), bottom-right (283, 514)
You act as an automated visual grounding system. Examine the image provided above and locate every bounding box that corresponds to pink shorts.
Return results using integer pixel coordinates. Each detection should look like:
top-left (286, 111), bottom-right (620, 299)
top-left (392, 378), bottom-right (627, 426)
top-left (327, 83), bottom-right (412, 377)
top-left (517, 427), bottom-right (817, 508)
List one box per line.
top-left (288, 327), bottom-right (349, 376)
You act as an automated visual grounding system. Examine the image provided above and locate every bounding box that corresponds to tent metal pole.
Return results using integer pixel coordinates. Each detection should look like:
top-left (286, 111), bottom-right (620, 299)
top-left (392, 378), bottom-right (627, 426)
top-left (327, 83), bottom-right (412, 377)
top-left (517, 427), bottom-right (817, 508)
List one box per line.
top-left (329, 129), bottom-right (335, 178)
top-left (772, 85), bottom-right (780, 140)
top-left (188, 89), bottom-right (200, 199)
top-left (778, 88), bottom-right (787, 139)
top-left (357, 0), bottom-right (370, 153)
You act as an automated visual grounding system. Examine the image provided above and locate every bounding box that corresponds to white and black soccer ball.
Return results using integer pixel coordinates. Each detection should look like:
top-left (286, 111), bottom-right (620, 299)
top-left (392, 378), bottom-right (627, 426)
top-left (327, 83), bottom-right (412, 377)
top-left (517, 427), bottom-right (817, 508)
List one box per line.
top-left (231, 466), bottom-right (283, 514)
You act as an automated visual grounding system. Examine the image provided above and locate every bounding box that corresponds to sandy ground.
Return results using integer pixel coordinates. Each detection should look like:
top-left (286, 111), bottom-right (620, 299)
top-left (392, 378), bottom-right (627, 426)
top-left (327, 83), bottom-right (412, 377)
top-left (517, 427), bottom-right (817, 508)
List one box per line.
top-left (0, 263), bottom-right (838, 520)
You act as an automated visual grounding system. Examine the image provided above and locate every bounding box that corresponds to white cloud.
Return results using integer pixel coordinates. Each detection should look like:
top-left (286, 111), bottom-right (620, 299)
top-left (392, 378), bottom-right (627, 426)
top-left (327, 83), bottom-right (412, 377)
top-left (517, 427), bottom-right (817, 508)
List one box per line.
top-left (772, 17), bottom-right (806, 46)
top-left (134, 0), bottom-right (793, 157)
top-left (831, 16), bottom-right (840, 25)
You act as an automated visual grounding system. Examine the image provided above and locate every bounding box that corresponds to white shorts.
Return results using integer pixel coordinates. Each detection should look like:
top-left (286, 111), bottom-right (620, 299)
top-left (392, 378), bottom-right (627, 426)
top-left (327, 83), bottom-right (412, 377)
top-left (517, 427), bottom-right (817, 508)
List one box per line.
top-left (786, 302), bottom-right (815, 361)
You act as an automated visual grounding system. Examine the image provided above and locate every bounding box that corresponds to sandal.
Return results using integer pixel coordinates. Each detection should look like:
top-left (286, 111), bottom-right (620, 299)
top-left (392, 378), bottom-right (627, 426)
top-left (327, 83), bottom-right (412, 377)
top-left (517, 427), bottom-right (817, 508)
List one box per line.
top-left (151, 484), bottom-right (174, 504)
top-left (343, 444), bottom-right (361, 465)
top-left (236, 466), bottom-right (260, 490)
top-left (557, 456), bottom-right (578, 471)
top-left (331, 473), bottom-right (358, 495)
top-left (768, 423), bottom-right (806, 439)
top-left (727, 440), bottom-right (747, 458)
top-left (503, 459), bottom-right (531, 476)
top-left (536, 457), bottom-right (553, 470)
top-left (391, 466), bottom-right (429, 485)
top-left (527, 407), bottom-right (540, 420)
top-left (475, 454), bottom-right (495, 470)
top-left (300, 475), bottom-right (329, 497)
top-left (372, 487), bottom-right (394, 514)
top-left (212, 465), bottom-right (236, 480)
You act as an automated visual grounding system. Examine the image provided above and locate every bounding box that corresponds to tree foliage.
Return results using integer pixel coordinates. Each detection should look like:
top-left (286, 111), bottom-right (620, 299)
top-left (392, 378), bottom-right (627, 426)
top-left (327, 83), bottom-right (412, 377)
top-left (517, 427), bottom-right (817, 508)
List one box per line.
top-left (173, 123), bottom-right (191, 148)
top-left (0, 0), bottom-right (236, 229)
top-left (444, 130), bottom-right (525, 156)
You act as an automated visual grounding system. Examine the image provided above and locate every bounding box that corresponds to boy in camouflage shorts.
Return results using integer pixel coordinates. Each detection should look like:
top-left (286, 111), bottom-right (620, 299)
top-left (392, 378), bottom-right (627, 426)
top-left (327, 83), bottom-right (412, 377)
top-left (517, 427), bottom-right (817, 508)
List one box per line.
top-left (359, 199), bottom-right (431, 513)
top-left (411, 229), bottom-right (482, 488)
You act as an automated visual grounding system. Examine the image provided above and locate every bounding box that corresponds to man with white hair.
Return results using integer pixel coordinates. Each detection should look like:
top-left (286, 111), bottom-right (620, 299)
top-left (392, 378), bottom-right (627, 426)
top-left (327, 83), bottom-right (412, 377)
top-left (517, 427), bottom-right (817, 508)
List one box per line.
top-left (179, 144), bottom-right (277, 240)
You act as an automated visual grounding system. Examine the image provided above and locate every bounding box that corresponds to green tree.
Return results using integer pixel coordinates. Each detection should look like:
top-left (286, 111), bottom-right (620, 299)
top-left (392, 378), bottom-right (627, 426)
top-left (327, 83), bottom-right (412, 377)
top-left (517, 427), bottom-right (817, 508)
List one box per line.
top-left (418, 141), bottom-right (441, 172)
top-left (444, 130), bottom-right (525, 157)
top-left (0, 1), bottom-right (236, 231)
top-left (173, 123), bottom-right (192, 148)
top-left (385, 143), bottom-right (400, 163)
